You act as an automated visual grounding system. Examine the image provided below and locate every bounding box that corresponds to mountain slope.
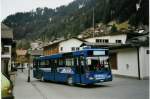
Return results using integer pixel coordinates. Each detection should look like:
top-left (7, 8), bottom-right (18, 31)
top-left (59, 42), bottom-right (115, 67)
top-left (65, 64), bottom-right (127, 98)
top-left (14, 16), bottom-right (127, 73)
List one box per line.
top-left (3, 0), bottom-right (149, 41)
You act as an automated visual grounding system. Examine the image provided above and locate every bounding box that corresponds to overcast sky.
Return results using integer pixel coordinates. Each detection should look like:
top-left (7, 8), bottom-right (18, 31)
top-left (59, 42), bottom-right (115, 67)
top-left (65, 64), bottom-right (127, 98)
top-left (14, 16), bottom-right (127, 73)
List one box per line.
top-left (1, 0), bottom-right (74, 21)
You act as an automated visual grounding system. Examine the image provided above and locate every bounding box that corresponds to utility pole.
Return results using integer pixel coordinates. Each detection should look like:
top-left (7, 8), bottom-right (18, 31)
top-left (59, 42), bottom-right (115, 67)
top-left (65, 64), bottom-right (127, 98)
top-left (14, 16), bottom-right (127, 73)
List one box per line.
top-left (137, 47), bottom-right (141, 80)
top-left (92, 7), bottom-right (95, 37)
top-left (27, 63), bottom-right (30, 82)
top-left (21, 63), bottom-right (23, 72)
top-left (27, 53), bottom-right (31, 82)
top-left (136, 0), bottom-right (142, 11)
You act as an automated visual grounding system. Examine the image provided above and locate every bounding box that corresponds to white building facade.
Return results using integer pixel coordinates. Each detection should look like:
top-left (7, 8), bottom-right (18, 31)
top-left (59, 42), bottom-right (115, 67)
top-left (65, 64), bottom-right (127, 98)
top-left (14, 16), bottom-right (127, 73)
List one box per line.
top-left (59, 38), bottom-right (84, 53)
top-left (139, 46), bottom-right (149, 79)
top-left (112, 46), bottom-right (149, 79)
top-left (84, 33), bottom-right (149, 79)
top-left (1, 45), bottom-right (12, 74)
top-left (112, 48), bottom-right (139, 77)
top-left (1, 23), bottom-right (14, 77)
top-left (85, 34), bottom-right (127, 44)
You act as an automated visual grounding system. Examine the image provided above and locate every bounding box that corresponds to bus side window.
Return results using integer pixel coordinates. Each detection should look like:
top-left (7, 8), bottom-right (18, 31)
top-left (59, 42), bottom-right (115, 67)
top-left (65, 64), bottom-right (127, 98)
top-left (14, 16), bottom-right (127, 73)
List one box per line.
top-left (58, 59), bottom-right (64, 67)
top-left (48, 60), bottom-right (51, 67)
top-left (36, 61), bottom-right (38, 68)
top-left (34, 60), bottom-right (38, 69)
top-left (65, 58), bottom-right (74, 67)
top-left (38, 61), bottom-right (40, 68)
top-left (49, 60), bottom-right (53, 70)
top-left (33, 60), bottom-right (35, 68)
top-left (54, 59), bottom-right (58, 67)
top-left (45, 60), bottom-right (49, 68)
top-left (50, 60), bottom-right (54, 67)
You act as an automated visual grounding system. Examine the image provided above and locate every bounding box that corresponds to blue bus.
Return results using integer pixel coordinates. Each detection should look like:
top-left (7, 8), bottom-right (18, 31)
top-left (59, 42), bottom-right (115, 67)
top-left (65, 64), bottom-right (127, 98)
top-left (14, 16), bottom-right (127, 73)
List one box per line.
top-left (33, 48), bottom-right (112, 85)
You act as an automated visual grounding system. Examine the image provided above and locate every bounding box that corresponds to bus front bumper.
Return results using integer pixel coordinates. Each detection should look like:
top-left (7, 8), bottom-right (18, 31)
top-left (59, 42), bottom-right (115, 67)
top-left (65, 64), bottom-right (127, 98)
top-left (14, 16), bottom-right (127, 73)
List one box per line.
top-left (82, 75), bottom-right (113, 84)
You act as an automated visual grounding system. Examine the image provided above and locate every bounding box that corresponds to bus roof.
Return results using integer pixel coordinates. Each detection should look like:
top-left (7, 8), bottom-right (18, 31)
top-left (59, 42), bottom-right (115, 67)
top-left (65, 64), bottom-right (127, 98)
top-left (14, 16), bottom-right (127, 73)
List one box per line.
top-left (38, 53), bottom-right (62, 60)
top-left (72, 48), bottom-right (108, 56)
top-left (34, 48), bottom-right (108, 60)
top-left (81, 48), bottom-right (108, 51)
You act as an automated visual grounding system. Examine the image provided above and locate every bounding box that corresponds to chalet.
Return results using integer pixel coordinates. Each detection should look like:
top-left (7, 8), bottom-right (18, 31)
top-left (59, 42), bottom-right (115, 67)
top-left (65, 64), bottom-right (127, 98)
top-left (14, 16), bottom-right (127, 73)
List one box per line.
top-left (16, 49), bottom-right (28, 66)
top-left (43, 37), bottom-right (85, 56)
top-left (59, 37), bottom-right (85, 53)
top-left (1, 23), bottom-right (15, 77)
top-left (84, 32), bottom-right (141, 44)
top-left (29, 41), bottom-right (43, 60)
top-left (30, 40), bottom-right (43, 50)
top-left (43, 39), bottom-right (63, 56)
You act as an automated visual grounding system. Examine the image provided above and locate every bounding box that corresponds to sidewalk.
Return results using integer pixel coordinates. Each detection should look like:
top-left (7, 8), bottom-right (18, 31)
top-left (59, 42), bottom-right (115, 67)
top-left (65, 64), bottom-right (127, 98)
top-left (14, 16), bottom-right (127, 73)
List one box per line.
top-left (9, 71), bottom-right (17, 85)
top-left (13, 70), bottom-right (44, 99)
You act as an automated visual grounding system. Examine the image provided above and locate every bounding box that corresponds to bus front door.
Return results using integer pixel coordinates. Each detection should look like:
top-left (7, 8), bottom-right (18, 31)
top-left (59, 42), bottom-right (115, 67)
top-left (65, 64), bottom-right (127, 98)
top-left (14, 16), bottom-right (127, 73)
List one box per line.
top-left (50, 65), bottom-right (56, 81)
top-left (75, 57), bottom-right (84, 84)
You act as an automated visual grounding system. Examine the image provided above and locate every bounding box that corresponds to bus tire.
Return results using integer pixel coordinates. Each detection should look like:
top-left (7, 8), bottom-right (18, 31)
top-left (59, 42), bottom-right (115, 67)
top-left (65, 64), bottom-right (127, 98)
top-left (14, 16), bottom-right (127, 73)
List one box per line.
top-left (67, 77), bottom-right (73, 86)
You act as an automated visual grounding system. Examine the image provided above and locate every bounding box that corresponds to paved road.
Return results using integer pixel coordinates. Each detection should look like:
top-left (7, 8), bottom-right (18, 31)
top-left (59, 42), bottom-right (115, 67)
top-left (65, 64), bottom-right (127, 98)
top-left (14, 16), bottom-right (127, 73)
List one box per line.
top-left (14, 70), bottom-right (149, 99)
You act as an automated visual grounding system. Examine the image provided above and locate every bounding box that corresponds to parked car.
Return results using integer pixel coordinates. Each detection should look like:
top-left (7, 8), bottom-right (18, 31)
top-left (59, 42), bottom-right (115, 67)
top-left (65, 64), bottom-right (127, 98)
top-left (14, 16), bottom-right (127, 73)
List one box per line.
top-left (1, 73), bottom-right (14, 99)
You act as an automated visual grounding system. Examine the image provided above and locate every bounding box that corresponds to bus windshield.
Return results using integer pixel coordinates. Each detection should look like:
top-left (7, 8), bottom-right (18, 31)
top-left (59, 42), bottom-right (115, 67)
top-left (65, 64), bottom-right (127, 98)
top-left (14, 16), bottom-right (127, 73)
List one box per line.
top-left (86, 56), bottom-right (109, 72)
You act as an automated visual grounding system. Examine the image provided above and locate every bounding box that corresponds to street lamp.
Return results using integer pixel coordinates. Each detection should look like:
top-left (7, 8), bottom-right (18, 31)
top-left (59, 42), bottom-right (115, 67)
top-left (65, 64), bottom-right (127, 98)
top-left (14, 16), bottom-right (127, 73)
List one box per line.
top-left (25, 51), bottom-right (31, 82)
top-left (27, 63), bottom-right (30, 82)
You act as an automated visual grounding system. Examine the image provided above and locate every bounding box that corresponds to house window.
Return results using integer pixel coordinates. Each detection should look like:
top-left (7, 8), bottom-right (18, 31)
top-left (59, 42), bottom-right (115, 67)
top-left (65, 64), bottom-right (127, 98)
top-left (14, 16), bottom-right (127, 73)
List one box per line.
top-left (99, 39), bottom-right (102, 43)
top-left (105, 39), bottom-right (109, 43)
top-left (65, 58), bottom-right (74, 66)
top-left (76, 47), bottom-right (79, 51)
top-left (146, 50), bottom-right (149, 54)
top-left (72, 47), bottom-right (75, 51)
top-left (96, 39), bottom-right (109, 43)
top-left (116, 40), bottom-right (122, 43)
top-left (2, 46), bottom-right (9, 54)
top-left (96, 39), bottom-right (103, 43)
top-left (96, 39), bottom-right (100, 43)
top-left (60, 47), bottom-right (63, 51)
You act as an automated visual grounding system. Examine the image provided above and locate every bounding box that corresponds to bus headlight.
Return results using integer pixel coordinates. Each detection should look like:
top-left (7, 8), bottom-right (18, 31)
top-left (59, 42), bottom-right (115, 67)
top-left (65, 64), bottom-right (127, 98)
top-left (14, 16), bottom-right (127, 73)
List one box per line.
top-left (8, 89), bottom-right (12, 94)
top-left (107, 75), bottom-right (111, 78)
top-left (4, 87), bottom-right (12, 94)
top-left (89, 77), bottom-right (94, 80)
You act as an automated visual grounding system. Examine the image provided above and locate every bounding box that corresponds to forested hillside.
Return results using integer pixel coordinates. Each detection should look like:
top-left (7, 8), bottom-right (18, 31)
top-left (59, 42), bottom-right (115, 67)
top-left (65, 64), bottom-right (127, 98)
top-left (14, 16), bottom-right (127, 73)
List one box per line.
top-left (3, 0), bottom-right (149, 41)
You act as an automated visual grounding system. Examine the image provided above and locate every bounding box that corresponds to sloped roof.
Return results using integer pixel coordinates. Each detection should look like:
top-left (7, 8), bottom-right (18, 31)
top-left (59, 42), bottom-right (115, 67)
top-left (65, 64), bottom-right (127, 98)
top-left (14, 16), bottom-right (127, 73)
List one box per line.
top-left (1, 23), bottom-right (13, 39)
top-left (31, 50), bottom-right (43, 56)
top-left (80, 42), bottom-right (122, 47)
top-left (126, 33), bottom-right (149, 46)
top-left (59, 37), bottom-right (86, 43)
top-left (43, 37), bottom-right (85, 48)
top-left (43, 39), bottom-right (64, 48)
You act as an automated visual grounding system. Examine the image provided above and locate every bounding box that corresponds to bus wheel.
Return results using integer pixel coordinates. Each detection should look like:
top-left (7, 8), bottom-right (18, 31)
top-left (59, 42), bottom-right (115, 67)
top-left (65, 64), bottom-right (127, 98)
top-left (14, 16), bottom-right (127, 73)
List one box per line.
top-left (67, 77), bottom-right (73, 86)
